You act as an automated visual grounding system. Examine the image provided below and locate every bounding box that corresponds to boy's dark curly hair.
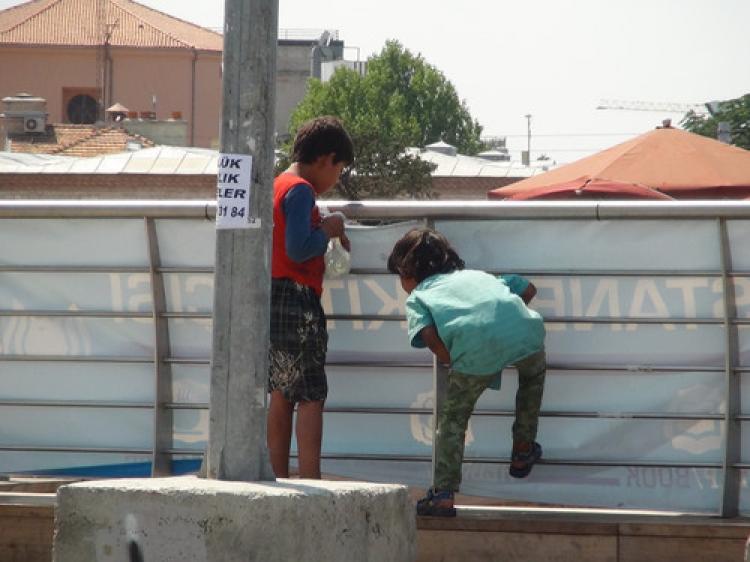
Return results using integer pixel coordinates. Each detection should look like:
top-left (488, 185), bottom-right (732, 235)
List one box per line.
top-left (292, 116), bottom-right (354, 165)
top-left (387, 228), bottom-right (465, 283)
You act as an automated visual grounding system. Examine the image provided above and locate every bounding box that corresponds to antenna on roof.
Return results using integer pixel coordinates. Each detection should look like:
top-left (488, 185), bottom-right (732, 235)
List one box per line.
top-left (318, 30), bottom-right (331, 47)
top-left (95, 1), bottom-right (119, 123)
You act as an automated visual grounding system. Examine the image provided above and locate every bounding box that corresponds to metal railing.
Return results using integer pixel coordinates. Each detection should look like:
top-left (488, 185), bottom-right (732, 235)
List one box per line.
top-left (1, 200), bottom-right (748, 516)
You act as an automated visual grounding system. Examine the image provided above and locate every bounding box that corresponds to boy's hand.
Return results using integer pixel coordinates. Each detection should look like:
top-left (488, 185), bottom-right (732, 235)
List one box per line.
top-left (521, 282), bottom-right (537, 305)
top-left (320, 214), bottom-right (345, 240)
top-left (340, 232), bottom-right (351, 252)
top-left (420, 326), bottom-right (451, 366)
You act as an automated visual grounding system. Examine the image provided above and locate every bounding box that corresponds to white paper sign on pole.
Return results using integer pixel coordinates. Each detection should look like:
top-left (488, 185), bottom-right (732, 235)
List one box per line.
top-left (215, 153), bottom-right (259, 229)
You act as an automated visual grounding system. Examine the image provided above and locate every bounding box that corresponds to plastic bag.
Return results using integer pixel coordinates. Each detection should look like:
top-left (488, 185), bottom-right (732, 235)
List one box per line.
top-left (324, 237), bottom-right (351, 278)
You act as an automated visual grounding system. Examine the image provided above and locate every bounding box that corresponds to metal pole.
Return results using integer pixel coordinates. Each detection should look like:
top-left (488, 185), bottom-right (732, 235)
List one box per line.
top-left (425, 218), bottom-right (449, 486)
top-left (205, 0), bottom-right (277, 481)
top-left (432, 358), bottom-right (449, 487)
top-left (718, 218), bottom-right (740, 517)
top-left (525, 113), bottom-right (532, 163)
top-left (145, 218), bottom-right (173, 476)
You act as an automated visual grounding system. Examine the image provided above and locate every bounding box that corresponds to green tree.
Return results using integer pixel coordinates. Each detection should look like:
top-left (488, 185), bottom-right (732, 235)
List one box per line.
top-left (681, 94), bottom-right (750, 150)
top-left (362, 41), bottom-right (484, 154)
top-left (283, 40), bottom-right (483, 199)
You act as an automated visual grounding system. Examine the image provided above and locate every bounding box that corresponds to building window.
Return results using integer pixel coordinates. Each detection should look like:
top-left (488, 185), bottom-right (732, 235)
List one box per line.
top-left (62, 88), bottom-right (101, 124)
top-left (67, 95), bottom-right (98, 124)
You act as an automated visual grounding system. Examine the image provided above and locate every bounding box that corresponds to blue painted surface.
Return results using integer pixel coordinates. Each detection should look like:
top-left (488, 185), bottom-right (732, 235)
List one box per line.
top-left (24, 459), bottom-right (202, 478)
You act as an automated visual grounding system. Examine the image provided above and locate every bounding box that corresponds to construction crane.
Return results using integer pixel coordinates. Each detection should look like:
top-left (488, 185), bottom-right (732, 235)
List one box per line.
top-left (596, 99), bottom-right (708, 115)
top-left (597, 99), bottom-right (734, 143)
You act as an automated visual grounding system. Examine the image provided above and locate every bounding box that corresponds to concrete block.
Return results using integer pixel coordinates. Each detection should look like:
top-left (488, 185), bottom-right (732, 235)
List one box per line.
top-left (54, 476), bottom-right (415, 562)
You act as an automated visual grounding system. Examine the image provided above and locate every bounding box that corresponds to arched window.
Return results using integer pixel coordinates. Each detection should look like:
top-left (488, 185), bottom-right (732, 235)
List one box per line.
top-left (66, 94), bottom-right (99, 124)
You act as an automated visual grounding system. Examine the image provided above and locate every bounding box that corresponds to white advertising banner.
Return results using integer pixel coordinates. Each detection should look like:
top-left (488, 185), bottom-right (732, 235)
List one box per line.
top-left (1, 213), bottom-right (748, 513)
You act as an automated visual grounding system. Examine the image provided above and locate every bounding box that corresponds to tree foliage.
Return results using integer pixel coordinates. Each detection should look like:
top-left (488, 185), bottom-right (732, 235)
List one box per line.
top-left (681, 94), bottom-right (750, 150)
top-left (283, 41), bottom-right (484, 199)
top-left (361, 41), bottom-right (484, 154)
top-left (335, 132), bottom-right (437, 200)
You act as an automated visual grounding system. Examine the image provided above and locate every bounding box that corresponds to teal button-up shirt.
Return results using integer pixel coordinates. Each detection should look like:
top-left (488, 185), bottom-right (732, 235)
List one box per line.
top-left (405, 270), bottom-right (545, 389)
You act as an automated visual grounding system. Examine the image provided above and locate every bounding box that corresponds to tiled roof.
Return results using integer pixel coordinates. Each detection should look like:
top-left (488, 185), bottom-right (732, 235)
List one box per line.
top-left (8, 123), bottom-right (155, 156)
top-left (0, 0), bottom-right (222, 50)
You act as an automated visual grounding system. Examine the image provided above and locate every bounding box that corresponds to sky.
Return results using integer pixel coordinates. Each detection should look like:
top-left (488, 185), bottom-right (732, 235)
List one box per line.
top-left (2, 0), bottom-right (749, 163)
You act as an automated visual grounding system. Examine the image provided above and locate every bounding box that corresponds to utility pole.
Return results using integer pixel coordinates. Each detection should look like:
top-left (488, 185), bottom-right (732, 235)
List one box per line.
top-left (523, 113), bottom-right (532, 165)
top-left (206, 0), bottom-right (277, 481)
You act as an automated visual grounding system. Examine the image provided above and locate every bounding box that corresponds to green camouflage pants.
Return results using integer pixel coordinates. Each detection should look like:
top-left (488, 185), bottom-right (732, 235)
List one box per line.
top-left (433, 349), bottom-right (546, 491)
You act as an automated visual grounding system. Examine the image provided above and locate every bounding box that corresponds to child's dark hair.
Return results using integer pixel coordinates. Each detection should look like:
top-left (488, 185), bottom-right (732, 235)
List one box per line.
top-left (387, 228), bottom-right (465, 283)
top-left (292, 116), bottom-right (354, 166)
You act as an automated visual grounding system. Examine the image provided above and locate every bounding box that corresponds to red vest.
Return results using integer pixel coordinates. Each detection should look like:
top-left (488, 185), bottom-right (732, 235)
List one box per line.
top-left (272, 173), bottom-right (325, 295)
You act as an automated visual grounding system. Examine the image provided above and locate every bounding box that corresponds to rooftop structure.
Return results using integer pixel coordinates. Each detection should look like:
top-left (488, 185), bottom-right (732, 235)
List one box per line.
top-left (6, 123), bottom-right (155, 156)
top-left (0, 0), bottom-right (222, 50)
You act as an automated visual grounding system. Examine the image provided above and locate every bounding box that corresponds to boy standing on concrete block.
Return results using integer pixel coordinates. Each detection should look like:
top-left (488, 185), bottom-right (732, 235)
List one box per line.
top-left (267, 116), bottom-right (354, 479)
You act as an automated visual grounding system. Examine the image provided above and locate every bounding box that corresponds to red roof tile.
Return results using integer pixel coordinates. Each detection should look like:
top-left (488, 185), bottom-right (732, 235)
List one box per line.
top-left (0, 0), bottom-right (222, 50)
top-left (9, 123), bottom-right (155, 156)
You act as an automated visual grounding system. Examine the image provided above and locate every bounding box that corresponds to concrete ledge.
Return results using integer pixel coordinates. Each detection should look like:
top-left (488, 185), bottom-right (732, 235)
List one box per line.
top-left (15, 489), bottom-right (750, 562)
top-left (0, 503), bottom-right (54, 562)
top-left (54, 476), bottom-right (415, 562)
top-left (417, 507), bottom-right (750, 562)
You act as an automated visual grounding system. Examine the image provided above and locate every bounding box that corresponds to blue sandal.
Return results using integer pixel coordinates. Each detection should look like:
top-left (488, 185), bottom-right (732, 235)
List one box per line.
top-left (416, 488), bottom-right (456, 517)
top-left (509, 442), bottom-right (542, 478)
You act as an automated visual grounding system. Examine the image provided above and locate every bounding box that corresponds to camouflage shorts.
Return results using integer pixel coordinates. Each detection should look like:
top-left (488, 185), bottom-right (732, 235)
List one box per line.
top-left (268, 278), bottom-right (328, 403)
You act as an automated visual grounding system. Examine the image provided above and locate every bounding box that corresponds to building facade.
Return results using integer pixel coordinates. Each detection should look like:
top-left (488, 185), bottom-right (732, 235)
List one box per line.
top-left (0, 0), bottom-right (345, 148)
top-left (0, 0), bottom-right (223, 147)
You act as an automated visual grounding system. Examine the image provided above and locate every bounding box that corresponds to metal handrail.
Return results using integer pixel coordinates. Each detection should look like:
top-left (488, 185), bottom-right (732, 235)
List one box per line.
top-left (1, 265), bottom-right (749, 277)
top-left (0, 400), bottom-right (153, 409)
top-left (0, 199), bottom-right (749, 219)
top-left (0, 444), bottom-right (726, 470)
top-left (0, 355), bottom-right (154, 363)
top-left (0, 310), bottom-right (739, 324)
top-left (0, 200), bottom-right (213, 219)
top-left (0, 354), bottom-right (735, 373)
top-left (314, 454), bottom-right (725, 470)
top-left (0, 400), bottom-right (726, 421)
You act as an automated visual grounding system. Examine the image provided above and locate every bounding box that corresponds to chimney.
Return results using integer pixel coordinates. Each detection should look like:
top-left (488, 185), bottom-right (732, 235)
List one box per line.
top-left (657, 119), bottom-right (673, 129)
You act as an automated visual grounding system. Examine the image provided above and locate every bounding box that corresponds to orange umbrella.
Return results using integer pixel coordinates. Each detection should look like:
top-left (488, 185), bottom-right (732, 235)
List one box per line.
top-left (502, 177), bottom-right (673, 200)
top-left (489, 126), bottom-right (750, 200)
